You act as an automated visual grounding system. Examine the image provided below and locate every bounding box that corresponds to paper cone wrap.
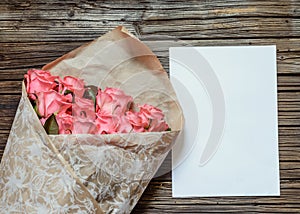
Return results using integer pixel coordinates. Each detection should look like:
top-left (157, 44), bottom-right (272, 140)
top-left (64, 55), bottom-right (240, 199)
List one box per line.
top-left (0, 26), bottom-right (183, 213)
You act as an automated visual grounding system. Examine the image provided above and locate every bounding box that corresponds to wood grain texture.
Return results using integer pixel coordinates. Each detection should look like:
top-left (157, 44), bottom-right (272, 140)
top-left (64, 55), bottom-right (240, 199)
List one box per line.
top-left (0, 0), bottom-right (299, 213)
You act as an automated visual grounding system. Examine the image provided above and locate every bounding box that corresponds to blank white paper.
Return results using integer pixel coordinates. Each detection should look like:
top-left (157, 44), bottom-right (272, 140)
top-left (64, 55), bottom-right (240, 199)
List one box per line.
top-left (171, 46), bottom-right (280, 197)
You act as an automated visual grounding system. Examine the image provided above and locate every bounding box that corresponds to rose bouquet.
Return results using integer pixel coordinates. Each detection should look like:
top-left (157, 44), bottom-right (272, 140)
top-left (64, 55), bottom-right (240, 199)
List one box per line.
top-left (25, 69), bottom-right (170, 135)
top-left (0, 26), bottom-right (183, 213)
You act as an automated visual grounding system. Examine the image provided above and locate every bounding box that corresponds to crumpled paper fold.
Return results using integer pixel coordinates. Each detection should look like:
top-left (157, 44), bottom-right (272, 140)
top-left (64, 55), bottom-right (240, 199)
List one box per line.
top-left (0, 26), bottom-right (183, 213)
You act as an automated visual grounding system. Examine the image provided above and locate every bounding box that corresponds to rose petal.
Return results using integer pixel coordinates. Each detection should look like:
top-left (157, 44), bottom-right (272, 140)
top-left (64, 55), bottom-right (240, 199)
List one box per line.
top-left (36, 90), bottom-right (72, 118)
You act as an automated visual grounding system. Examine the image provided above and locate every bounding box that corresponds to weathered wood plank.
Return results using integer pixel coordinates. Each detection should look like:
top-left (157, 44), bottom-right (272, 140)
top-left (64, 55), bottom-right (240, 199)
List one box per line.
top-left (0, 0), bottom-right (299, 42)
top-left (132, 180), bottom-right (300, 213)
top-left (137, 180), bottom-right (300, 199)
top-left (1, 38), bottom-right (300, 54)
top-left (1, 0), bottom-right (300, 21)
top-left (1, 17), bottom-right (300, 42)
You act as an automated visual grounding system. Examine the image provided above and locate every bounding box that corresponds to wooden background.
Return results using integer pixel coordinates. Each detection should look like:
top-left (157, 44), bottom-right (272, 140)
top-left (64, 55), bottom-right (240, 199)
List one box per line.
top-left (0, 0), bottom-right (299, 213)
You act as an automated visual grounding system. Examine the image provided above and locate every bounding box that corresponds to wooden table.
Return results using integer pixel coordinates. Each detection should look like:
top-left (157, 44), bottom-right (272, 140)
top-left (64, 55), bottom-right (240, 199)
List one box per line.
top-left (1, 1), bottom-right (299, 213)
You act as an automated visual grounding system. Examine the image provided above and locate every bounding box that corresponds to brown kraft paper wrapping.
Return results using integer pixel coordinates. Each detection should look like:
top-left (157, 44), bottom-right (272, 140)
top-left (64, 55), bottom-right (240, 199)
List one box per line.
top-left (0, 26), bottom-right (183, 213)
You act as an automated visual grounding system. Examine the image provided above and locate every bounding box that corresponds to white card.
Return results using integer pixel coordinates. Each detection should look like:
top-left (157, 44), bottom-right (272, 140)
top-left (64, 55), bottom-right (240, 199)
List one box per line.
top-left (171, 46), bottom-right (280, 197)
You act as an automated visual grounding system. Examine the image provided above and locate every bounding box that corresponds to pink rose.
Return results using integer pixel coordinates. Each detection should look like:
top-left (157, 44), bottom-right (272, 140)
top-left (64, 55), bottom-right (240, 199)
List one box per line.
top-left (72, 97), bottom-right (95, 122)
top-left (96, 88), bottom-right (133, 116)
top-left (139, 104), bottom-right (169, 132)
top-left (56, 112), bottom-right (73, 134)
top-left (24, 69), bottom-right (58, 100)
top-left (73, 120), bottom-right (97, 134)
top-left (117, 115), bottom-right (133, 133)
top-left (125, 111), bottom-right (146, 132)
top-left (147, 118), bottom-right (169, 132)
top-left (95, 89), bottom-right (113, 115)
top-left (139, 104), bottom-right (164, 120)
top-left (95, 114), bottom-right (118, 134)
top-left (59, 76), bottom-right (85, 97)
top-left (95, 113), bottom-right (132, 134)
top-left (71, 96), bottom-right (98, 134)
top-left (126, 104), bottom-right (169, 132)
top-left (36, 90), bottom-right (72, 118)
top-left (56, 112), bottom-right (97, 134)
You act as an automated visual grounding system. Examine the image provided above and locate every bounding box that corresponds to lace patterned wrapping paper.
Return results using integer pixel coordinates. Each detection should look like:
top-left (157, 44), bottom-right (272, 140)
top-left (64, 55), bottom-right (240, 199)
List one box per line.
top-left (0, 26), bottom-right (183, 213)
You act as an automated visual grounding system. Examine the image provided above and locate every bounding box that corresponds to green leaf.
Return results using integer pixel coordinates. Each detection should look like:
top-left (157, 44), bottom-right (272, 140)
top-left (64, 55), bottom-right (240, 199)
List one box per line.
top-left (44, 114), bottom-right (59, 135)
top-left (31, 99), bottom-right (42, 118)
top-left (33, 104), bottom-right (40, 117)
top-left (86, 85), bottom-right (98, 95)
top-left (166, 127), bottom-right (171, 131)
top-left (64, 89), bottom-right (73, 96)
top-left (83, 86), bottom-right (97, 104)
